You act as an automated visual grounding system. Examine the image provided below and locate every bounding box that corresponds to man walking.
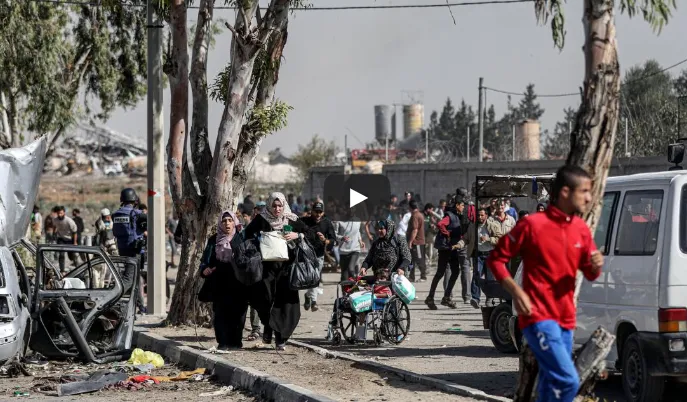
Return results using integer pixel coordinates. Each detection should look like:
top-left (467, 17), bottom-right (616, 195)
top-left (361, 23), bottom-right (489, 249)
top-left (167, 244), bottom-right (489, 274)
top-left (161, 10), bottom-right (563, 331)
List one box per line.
top-left (487, 165), bottom-right (604, 402)
top-left (301, 202), bottom-right (336, 312)
top-left (53, 206), bottom-right (80, 274)
top-left (466, 207), bottom-right (501, 309)
top-left (407, 200), bottom-right (427, 282)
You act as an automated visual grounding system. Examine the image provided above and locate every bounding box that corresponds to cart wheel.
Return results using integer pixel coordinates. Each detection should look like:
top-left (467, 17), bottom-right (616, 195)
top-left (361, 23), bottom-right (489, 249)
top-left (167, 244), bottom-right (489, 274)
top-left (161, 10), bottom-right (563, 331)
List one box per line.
top-left (332, 332), bottom-right (342, 345)
top-left (338, 310), bottom-right (357, 344)
top-left (382, 296), bottom-right (410, 344)
top-left (489, 302), bottom-right (517, 354)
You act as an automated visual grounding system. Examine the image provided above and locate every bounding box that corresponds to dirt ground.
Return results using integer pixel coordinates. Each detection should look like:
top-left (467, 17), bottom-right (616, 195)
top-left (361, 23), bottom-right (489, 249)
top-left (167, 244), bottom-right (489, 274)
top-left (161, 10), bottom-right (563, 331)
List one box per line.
top-left (0, 364), bottom-right (260, 402)
top-left (150, 325), bottom-right (480, 402)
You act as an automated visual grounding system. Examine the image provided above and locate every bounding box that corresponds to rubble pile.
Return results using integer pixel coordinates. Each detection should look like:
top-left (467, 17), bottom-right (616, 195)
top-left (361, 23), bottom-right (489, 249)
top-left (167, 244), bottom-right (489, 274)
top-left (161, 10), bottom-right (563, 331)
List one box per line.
top-left (45, 123), bottom-right (147, 177)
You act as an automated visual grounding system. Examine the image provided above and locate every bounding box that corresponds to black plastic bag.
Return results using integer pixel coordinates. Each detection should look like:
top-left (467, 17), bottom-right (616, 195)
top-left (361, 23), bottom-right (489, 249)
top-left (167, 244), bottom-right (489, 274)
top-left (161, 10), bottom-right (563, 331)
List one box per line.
top-left (288, 238), bottom-right (320, 290)
top-left (233, 237), bottom-right (263, 286)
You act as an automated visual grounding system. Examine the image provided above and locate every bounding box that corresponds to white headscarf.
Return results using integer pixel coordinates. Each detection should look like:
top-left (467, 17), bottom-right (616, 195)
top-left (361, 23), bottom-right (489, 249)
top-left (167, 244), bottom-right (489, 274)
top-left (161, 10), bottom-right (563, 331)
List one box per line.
top-left (260, 192), bottom-right (298, 230)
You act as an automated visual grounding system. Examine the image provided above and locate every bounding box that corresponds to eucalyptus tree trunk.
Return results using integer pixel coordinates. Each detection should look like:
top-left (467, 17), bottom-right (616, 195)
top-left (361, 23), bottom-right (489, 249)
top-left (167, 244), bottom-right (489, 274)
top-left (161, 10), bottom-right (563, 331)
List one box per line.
top-left (515, 1), bottom-right (621, 400)
top-left (166, 0), bottom-right (291, 325)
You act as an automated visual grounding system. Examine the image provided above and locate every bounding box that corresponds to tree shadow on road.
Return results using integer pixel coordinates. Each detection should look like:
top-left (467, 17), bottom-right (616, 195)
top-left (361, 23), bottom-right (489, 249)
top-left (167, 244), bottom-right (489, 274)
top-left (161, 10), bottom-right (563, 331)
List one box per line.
top-left (304, 339), bottom-right (505, 359)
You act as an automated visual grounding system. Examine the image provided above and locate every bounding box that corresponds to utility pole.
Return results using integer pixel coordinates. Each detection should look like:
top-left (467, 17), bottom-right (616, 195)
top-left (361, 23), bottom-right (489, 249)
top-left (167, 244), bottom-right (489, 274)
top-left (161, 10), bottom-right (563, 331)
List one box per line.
top-left (512, 125), bottom-right (515, 161)
top-left (466, 126), bottom-right (470, 162)
top-left (344, 134), bottom-right (348, 166)
top-left (478, 77), bottom-right (484, 162)
top-left (425, 131), bottom-right (429, 163)
top-left (385, 135), bottom-right (389, 162)
top-left (146, 1), bottom-right (166, 316)
top-left (625, 117), bottom-right (629, 157)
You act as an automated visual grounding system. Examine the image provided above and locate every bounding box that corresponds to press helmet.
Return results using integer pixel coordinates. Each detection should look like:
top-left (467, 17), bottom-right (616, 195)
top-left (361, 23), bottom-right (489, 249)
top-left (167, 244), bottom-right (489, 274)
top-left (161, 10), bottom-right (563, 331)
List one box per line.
top-left (120, 188), bottom-right (138, 203)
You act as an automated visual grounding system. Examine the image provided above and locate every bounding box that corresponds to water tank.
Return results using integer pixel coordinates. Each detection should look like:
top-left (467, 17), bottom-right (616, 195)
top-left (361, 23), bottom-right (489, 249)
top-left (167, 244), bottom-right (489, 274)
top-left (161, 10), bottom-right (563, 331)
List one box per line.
top-left (403, 104), bottom-right (424, 139)
top-left (374, 105), bottom-right (395, 143)
top-left (515, 120), bottom-right (541, 161)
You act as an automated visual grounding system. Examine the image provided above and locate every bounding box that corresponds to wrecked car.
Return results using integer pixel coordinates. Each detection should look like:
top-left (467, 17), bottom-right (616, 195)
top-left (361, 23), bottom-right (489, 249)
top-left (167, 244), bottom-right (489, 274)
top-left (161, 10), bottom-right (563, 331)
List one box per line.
top-left (0, 139), bottom-right (139, 365)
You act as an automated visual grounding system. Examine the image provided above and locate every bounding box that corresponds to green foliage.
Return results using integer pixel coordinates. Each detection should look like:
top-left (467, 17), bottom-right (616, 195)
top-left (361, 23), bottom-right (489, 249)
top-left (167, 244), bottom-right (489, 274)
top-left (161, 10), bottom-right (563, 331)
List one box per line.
top-left (244, 100), bottom-right (294, 138)
top-left (189, 18), bottom-right (226, 49)
top-left (0, 1), bottom-right (147, 146)
top-left (535, 0), bottom-right (677, 50)
top-left (617, 60), bottom-right (683, 157)
top-left (290, 135), bottom-right (339, 180)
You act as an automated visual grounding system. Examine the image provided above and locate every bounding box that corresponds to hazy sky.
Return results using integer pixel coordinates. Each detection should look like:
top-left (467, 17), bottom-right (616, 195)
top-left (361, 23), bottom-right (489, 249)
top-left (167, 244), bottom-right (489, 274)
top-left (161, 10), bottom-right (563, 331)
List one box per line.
top-left (104, 0), bottom-right (687, 156)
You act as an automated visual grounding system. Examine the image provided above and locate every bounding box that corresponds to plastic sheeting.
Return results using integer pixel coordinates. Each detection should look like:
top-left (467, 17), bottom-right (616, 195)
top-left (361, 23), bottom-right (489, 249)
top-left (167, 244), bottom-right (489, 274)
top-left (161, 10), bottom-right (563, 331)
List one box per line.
top-left (474, 174), bottom-right (554, 201)
top-left (0, 138), bottom-right (47, 246)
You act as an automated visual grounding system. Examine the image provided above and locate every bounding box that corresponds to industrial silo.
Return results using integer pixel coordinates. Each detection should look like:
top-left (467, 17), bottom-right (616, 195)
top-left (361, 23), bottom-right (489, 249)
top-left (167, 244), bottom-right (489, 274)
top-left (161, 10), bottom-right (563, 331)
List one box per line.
top-left (374, 105), bottom-right (395, 143)
top-left (403, 104), bottom-right (424, 139)
top-left (515, 119), bottom-right (541, 161)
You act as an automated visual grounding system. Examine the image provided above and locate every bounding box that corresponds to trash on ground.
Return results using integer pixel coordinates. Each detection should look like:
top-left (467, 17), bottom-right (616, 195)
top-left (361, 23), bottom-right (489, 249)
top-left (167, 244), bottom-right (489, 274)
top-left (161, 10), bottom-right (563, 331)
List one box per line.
top-left (199, 385), bottom-right (234, 397)
top-left (57, 370), bottom-right (129, 396)
top-left (127, 348), bottom-right (165, 368)
top-left (447, 327), bottom-right (462, 331)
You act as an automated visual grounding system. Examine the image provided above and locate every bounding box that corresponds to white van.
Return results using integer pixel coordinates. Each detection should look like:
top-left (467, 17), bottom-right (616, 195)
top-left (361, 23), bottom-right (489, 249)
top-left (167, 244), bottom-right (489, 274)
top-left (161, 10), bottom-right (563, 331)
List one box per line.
top-left (577, 170), bottom-right (687, 402)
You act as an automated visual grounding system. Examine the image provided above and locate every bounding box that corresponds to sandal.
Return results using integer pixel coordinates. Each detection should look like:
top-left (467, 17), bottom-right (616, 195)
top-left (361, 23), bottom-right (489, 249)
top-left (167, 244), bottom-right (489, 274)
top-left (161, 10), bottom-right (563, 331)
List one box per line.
top-left (246, 330), bottom-right (261, 342)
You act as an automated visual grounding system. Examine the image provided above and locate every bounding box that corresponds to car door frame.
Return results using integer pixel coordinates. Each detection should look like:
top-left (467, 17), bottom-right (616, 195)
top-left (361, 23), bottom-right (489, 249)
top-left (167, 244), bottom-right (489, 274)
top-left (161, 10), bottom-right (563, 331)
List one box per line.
top-left (32, 244), bottom-right (126, 363)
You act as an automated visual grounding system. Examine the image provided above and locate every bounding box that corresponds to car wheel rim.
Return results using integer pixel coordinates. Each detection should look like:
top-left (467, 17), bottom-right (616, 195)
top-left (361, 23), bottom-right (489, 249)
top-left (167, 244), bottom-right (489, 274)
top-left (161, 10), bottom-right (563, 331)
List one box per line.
top-left (626, 349), bottom-right (643, 398)
top-left (495, 311), bottom-right (511, 345)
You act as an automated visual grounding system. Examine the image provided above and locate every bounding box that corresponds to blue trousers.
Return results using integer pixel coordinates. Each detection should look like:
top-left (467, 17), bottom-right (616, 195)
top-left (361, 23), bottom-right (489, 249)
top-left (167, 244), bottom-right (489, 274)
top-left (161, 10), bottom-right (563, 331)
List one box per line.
top-left (522, 320), bottom-right (579, 402)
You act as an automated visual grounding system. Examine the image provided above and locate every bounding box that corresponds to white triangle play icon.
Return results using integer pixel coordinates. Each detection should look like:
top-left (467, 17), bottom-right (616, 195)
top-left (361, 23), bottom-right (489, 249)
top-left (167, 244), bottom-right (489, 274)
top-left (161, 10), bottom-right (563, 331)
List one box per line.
top-left (350, 188), bottom-right (368, 208)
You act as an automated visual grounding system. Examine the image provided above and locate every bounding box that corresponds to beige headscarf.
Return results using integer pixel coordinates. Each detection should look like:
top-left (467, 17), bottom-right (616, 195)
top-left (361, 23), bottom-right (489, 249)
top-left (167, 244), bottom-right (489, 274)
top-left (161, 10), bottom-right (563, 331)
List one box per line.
top-left (261, 192), bottom-right (298, 230)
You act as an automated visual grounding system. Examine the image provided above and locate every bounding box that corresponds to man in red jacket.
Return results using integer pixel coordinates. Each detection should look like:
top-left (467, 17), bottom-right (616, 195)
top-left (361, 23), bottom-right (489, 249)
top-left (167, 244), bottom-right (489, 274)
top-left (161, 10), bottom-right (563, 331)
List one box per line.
top-left (487, 165), bottom-right (604, 402)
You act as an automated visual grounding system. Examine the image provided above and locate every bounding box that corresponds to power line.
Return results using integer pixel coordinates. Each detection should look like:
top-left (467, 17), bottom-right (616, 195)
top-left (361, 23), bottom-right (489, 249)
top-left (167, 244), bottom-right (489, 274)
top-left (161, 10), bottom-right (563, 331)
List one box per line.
top-left (485, 57), bottom-right (687, 98)
top-left (30, 0), bottom-right (534, 10)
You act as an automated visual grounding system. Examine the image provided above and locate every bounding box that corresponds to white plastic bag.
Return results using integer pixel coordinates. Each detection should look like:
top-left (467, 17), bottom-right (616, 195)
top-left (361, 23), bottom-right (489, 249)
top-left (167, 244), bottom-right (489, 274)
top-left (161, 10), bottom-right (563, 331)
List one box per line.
top-left (259, 231), bottom-right (289, 262)
top-left (391, 273), bottom-right (416, 304)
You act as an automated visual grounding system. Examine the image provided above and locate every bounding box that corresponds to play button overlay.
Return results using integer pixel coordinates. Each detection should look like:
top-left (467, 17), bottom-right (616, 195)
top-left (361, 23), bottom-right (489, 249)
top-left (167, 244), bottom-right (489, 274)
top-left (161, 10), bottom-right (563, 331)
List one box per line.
top-left (349, 189), bottom-right (368, 208)
top-left (323, 174), bottom-right (391, 222)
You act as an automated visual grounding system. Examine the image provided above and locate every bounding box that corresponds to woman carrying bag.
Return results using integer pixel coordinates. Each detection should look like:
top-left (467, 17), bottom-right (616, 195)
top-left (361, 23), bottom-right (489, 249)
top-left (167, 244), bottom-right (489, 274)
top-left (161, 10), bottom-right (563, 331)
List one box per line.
top-left (198, 210), bottom-right (245, 350)
top-left (244, 192), bottom-right (322, 351)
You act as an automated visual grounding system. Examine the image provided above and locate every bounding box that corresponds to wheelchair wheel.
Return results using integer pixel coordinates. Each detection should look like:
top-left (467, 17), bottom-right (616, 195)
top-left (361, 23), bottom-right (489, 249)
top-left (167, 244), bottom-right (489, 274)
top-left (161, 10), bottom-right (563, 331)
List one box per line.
top-left (338, 310), bottom-right (357, 344)
top-left (381, 296), bottom-right (410, 344)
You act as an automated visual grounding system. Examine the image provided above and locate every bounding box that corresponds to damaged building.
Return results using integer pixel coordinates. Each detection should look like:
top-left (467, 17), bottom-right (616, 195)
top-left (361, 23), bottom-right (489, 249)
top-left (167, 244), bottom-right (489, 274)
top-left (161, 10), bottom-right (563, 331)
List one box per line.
top-left (45, 123), bottom-right (147, 177)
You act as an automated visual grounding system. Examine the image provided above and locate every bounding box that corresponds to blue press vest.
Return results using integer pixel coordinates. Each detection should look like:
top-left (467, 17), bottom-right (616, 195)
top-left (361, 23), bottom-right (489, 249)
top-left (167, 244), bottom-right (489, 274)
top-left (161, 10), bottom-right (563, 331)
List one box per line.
top-left (112, 205), bottom-right (143, 256)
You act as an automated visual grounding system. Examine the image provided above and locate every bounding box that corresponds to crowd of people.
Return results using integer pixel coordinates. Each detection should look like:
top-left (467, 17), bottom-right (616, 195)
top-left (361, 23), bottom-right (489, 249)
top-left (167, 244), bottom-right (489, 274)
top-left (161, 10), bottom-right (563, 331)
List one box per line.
top-left (193, 186), bottom-right (554, 353)
top-left (25, 165), bottom-right (605, 402)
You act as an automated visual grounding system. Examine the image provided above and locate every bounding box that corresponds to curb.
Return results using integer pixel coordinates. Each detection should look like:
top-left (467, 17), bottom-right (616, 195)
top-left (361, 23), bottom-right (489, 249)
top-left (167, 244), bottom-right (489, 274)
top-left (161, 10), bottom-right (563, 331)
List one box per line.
top-left (287, 339), bottom-right (511, 402)
top-left (133, 328), bottom-right (337, 402)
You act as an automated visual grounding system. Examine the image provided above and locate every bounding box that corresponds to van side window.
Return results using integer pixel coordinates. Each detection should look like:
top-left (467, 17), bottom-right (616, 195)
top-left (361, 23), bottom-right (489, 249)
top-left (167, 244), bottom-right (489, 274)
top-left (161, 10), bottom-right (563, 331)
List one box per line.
top-left (614, 190), bottom-right (663, 256)
top-left (593, 192), bottom-right (619, 255)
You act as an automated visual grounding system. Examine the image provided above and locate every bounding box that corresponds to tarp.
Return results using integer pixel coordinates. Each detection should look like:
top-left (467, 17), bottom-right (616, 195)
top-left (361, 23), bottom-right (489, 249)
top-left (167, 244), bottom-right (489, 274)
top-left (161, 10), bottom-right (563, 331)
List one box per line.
top-left (474, 174), bottom-right (554, 201)
top-left (0, 138), bottom-right (47, 246)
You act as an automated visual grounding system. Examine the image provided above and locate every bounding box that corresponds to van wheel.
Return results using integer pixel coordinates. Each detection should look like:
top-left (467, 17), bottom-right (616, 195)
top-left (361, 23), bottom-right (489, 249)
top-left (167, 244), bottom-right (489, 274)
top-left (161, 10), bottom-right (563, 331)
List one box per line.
top-left (622, 333), bottom-right (665, 402)
top-left (489, 302), bottom-right (517, 354)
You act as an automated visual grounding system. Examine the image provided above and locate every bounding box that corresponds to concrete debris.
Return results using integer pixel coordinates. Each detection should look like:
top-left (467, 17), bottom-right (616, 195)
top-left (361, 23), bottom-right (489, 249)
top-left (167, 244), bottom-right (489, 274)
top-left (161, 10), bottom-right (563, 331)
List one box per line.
top-left (46, 122), bottom-right (147, 177)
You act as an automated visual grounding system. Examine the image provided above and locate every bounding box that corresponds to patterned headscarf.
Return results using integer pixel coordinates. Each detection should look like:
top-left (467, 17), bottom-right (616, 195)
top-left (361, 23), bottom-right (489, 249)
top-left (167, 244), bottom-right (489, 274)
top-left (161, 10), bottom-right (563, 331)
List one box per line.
top-left (260, 192), bottom-right (298, 230)
top-left (216, 210), bottom-right (241, 262)
top-left (369, 218), bottom-right (411, 273)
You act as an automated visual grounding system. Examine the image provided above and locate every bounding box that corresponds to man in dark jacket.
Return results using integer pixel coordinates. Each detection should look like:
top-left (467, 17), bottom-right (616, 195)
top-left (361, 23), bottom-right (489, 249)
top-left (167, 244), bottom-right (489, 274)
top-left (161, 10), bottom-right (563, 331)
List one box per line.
top-left (301, 202), bottom-right (336, 312)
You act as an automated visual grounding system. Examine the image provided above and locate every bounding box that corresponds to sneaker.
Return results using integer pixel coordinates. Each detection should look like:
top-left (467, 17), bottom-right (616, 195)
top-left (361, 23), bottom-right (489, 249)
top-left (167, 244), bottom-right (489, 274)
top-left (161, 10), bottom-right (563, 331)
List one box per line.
top-left (485, 298), bottom-right (496, 307)
top-left (311, 301), bottom-right (319, 312)
top-left (441, 297), bottom-right (457, 309)
top-left (418, 278), bottom-right (427, 283)
top-left (425, 297), bottom-right (438, 310)
top-left (276, 344), bottom-right (286, 351)
top-left (470, 299), bottom-right (480, 309)
top-left (303, 296), bottom-right (311, 311)
top-left (217, 344), bottom-right (230, 351)
top-left (262, 335), bottom-right (273, 345)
